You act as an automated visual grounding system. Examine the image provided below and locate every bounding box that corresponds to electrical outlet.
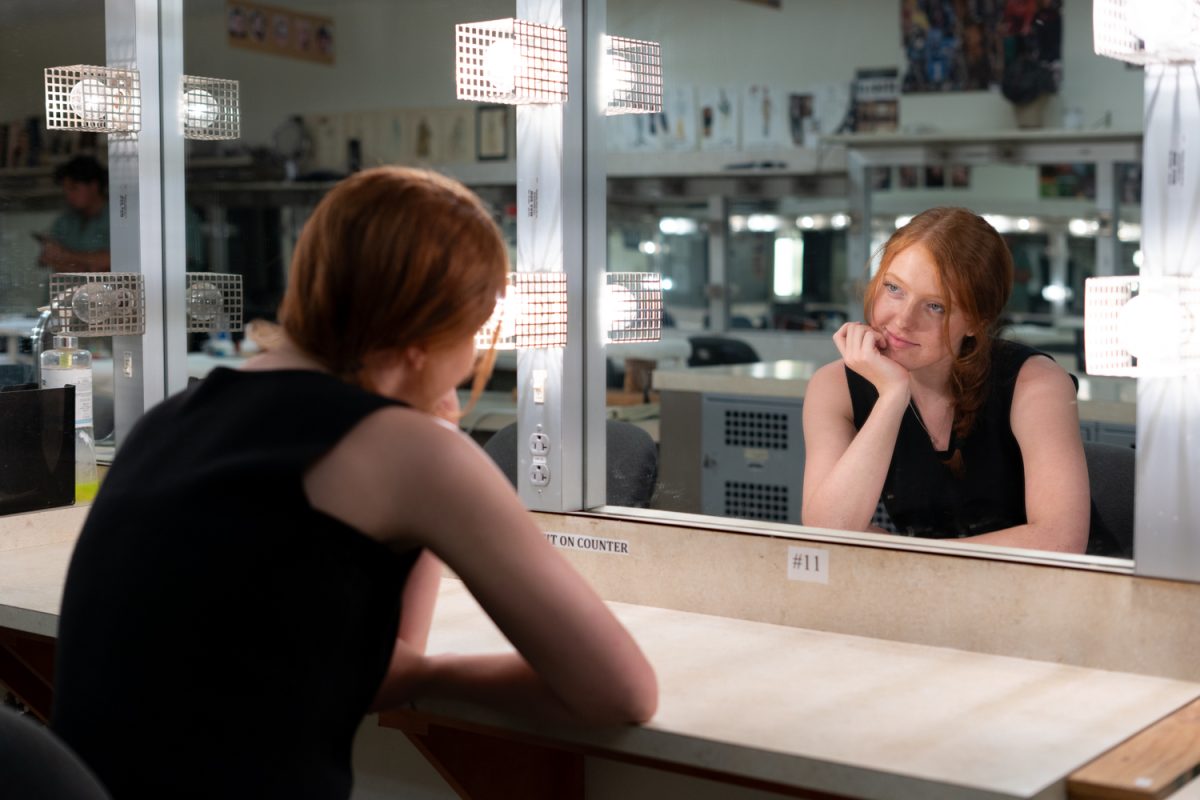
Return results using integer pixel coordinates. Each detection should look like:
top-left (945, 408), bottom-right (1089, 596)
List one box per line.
top-left (529, 432), bottom-right (550, 455)
top-left (530, 461), bottom-right (551, 486)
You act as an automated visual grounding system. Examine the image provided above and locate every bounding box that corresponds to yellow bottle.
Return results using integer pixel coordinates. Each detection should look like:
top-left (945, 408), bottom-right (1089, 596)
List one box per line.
top-left (39, 335), bottom-right (99, 504)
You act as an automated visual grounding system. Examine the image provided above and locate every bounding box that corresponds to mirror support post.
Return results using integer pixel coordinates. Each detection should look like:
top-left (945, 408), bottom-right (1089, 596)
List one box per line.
top-left (105, 0), bottom-right (167, 445)
top-left (160, 0), bottom-right (188, 396)
top-left (515, 0), bottom-right (590, 512)
top-left (1133, 65), bottom-right (1200, 580)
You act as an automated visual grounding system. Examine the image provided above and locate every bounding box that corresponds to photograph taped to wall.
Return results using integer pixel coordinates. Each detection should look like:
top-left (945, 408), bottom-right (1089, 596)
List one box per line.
top-left (741, 84), bottom-right (791, 149)
top-left (226, 1), bottom-right (334, 65)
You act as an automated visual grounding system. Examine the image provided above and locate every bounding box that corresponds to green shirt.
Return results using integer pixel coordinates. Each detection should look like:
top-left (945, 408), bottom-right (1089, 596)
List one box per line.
top-left (50, 204), bottom-right (110, 254)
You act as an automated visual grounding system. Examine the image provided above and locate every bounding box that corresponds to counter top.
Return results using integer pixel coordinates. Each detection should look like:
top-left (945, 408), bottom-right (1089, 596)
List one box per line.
top-left (413, 580), bottom-right (1199, 800)
top-left (4, 509), bottom-right (1194, 799)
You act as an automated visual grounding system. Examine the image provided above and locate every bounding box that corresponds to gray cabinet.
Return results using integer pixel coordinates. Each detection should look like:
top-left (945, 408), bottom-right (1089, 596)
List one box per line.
top-left (700, 395), bottom-right (805, 524)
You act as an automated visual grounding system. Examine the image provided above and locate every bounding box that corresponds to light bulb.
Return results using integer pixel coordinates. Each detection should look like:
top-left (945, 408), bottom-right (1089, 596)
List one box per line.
top-left (603, 51), bottom-right (634, 107)
top-left (71, 283), bottom-right (116, 324)
top-left (184, 88), bottom-right (218, 128)
top-left (798, 216), bottom-right (816, 230)
top-left (1130, 0), bottom-right (1195, 58)
top-left (604, 283), bottom-right (639, 332)
top-left (483, 38), bottom-right (518, 94)
top-left (69, 79), bottom-right (109, 121)
top-left (1118, 290), bottom-right (1191, 360)
top-left (830, 213), bottom-right (850, 229)
top-left (187, 281), bottom-right (224, 323)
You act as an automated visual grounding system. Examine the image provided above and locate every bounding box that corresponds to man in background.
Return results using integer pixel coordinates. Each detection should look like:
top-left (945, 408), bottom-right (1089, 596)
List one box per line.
top-left (38, 155), bottom-right (110, 273)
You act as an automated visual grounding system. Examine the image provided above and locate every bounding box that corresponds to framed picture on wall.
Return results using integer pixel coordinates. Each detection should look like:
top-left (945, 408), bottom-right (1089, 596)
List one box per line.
top-left (476, 106), bottom-right (509, 161)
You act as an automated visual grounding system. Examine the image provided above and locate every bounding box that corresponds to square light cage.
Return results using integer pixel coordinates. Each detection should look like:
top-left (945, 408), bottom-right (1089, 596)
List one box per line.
top-left (605, 272), bottom-right (663, 343)
top-left (1084, 275), bottom-right (1200, 376)
top-left (49, 273), bottom-right (145, 337)
top-left (605, 35), bottom-right (662, 115)
top-left (45, 65), bottom-right (141, 134)
top-left (476, 272), bottom-right (569, 350)
top-left (1093, 0), bottom-right (1200, 64)
top-left (182, 76), bottom-right (240, 140)
top-left (187, 272), bottom-right (244, 333)
top-left (456, 18), bottom-right (569, 105)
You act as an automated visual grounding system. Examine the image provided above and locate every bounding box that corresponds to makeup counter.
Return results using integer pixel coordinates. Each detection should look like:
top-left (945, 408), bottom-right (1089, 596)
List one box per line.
top-left (5, 498), bottom-right (1200, 799)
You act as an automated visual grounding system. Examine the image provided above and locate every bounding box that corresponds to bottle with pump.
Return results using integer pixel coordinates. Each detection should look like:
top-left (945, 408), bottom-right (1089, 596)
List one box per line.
top-left (40, 334), bottom-right (99, 503)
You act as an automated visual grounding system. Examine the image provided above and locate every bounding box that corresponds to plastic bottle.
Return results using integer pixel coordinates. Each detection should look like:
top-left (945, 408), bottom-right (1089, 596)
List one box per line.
top-left (39, 334), bottom-right (99, 503)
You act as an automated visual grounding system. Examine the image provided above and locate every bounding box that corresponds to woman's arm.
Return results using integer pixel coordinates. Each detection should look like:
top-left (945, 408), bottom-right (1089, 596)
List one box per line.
top-left (801, 324), bottom-right (912, 531)
top-left (958, 357), bottom-right (1090, 552)
top-left (307, 410), bottom-right (657, 725)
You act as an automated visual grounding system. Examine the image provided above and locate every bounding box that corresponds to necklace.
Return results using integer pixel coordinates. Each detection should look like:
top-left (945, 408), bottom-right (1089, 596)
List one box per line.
top-left (908, 398), bottom-right (941, 449)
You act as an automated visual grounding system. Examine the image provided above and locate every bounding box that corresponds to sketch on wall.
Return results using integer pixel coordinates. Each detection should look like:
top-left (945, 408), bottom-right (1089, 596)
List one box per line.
top-left (698, 86), bottom-right (738, 151)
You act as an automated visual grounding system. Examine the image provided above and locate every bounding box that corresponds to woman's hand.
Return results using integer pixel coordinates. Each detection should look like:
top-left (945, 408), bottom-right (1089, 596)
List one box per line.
top-left (833, 322), bottom-right (910, 399)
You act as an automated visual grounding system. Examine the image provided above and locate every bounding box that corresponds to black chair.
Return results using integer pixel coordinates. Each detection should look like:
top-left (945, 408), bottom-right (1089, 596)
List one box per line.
top-left (0, 706), bottom-right (111, 799)
top-left (686, 336), bottom-right (760, 367)
top-left (483, 419), bottom-right (659, 508)
top-left (1083, 441), bottom-right (1135, 558)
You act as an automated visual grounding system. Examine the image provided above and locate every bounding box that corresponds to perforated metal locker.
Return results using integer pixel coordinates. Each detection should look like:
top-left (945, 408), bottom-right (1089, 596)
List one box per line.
top-left (700, 395), bottom-right (805, 524)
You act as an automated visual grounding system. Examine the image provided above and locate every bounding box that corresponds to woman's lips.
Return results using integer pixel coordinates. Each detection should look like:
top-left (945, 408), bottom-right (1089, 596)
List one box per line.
top-left (885, 330), bottom-right (917, 349)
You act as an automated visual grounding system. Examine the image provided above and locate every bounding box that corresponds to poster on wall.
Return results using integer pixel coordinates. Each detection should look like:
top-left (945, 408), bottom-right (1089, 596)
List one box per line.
top-left (740, 85), bottom-right (791, 149)
top-left (227, 1), bottom-right (335, 65)
top-left (698, 86), bottom-right (738, 152)
top-left (900, 0), bottom-right (1062, 96)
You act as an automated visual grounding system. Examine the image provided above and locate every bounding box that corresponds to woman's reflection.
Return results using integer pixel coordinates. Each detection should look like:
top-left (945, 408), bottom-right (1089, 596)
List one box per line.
top-left (801, 206), bottom-right (1089, 552)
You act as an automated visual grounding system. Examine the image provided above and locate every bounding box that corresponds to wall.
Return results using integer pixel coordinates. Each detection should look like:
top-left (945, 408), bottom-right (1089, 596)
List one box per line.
top-left (167, 0), bottom-right (1145, 146)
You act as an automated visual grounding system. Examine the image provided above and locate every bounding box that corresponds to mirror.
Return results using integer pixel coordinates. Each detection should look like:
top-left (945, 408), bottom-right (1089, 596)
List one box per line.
top-left (0, 0), bottom-right (112, 516)
top-left (604, 0), bottom-right (1141, 563)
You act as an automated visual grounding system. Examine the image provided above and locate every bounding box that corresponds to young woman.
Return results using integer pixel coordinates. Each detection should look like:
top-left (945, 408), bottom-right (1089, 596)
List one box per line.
top-left (801, 207), bottom-right (1089, 551)
top-left (52, 167), bottom-right (657, 798)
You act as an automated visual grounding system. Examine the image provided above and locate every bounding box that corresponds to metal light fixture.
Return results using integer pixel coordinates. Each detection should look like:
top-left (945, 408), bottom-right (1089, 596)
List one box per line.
top-left (603, 35), bottom-right (662, 115)
top-left (476, 272), bottom-right (569, 350)
top-left (186, 273), bottom-right (243, 332)
top-left (1084, 275), bottom-right (1200, 376)
top-left (455, 18), bottom-right (569, 105)
top-left (604, 272), bottom-right (662, 343)
top-left (48, 273), bottom-right (146, 337)
top-left (45, 65), bottom-right (141, 134)
top-left (1094, 0), bottom-right (1200, 64)
top-left (182, 76), bottom-right (240, 140)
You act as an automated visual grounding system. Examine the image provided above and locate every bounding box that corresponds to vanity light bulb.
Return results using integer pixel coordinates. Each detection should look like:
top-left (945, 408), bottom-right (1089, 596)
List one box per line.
top-left (71, 283), bottom-right (117, 324)
top-left (1130, 0), bottom-right (1194, 57)
top-left (483, 39), bottom-right (518, 94)
top-left (604, 283), bottom-right (639, 332)
top-left (69, 78), bottom-right (110, 121)
top-left (1118, 291), bottom-right (1193, 361)
top-left (602, 52), bottom-right (634, 108)
top-left (188, 281), bottom-right (224, 323)
top-left (184, 88), bottom-right (218, 128)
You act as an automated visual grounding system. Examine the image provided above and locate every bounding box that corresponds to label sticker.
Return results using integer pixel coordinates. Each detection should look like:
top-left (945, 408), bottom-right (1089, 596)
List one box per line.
top-left (545, 532), bottom-right (630, 555)
top-left (787, 545), bottom-right (829, 584)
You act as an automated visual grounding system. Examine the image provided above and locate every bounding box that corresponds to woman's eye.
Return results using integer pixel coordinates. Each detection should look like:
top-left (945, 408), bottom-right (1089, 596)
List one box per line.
top-left (884, 282), bottom-right (900, 294)
top-left (927, 303), bottom-right (945, 314)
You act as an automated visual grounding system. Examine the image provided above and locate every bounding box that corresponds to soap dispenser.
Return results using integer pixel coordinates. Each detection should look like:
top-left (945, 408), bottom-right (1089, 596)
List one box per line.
top-left (39, 334), bottom-right (99, 502)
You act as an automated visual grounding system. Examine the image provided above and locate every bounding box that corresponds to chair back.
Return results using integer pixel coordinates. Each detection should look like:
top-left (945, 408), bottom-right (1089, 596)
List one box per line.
top-left (686, 336), bottom-right (759, 367)
top-left (0, 705), bottom-right (111, 799)
top-left (1083, 441), bottom-right (1135, 558)
top-left (483, 419), bottom-right (658, 508)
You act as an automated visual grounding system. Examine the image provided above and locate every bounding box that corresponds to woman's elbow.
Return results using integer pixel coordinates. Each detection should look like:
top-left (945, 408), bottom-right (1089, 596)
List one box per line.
top-left (567, 665), bottom-right (658, 725)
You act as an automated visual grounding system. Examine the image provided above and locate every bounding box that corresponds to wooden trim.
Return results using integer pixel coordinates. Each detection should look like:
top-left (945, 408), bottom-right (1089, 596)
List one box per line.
top-left (1069, 698), bottom-right (1200, 799)
top-left (381, 710), bottom-right (855, 799)
top-left (0, 627), bottom-right (57, 722)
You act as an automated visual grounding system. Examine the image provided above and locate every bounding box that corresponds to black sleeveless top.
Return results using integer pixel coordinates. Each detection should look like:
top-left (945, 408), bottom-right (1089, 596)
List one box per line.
top-left (53, 368), bottom-right (420, 799)
top-left (845, 340), bottom-right (1051, 538)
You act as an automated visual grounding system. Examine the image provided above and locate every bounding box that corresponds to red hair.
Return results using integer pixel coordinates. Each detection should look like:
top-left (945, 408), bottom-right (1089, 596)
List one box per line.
top-left (864, 207), bottom-right (1013, 457)
top-left (278, 167), bottom-right (508, 397)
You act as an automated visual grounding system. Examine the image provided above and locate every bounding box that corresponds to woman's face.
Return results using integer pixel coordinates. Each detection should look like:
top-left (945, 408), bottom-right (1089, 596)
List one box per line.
top-left (871, 243), bottom-right (973, 375)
